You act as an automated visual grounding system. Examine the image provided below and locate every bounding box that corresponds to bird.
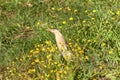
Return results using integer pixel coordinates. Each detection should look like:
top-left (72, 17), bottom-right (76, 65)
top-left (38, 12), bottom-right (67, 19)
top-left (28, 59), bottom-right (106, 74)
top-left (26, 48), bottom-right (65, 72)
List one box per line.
top-left (47, 28), bottom-right (74, 61)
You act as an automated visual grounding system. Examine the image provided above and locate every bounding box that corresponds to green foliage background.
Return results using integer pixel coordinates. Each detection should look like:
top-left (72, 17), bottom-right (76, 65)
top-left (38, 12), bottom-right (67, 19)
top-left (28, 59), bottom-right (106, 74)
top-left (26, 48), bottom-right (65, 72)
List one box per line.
top-left (0, 0), bottom-right (120, 80)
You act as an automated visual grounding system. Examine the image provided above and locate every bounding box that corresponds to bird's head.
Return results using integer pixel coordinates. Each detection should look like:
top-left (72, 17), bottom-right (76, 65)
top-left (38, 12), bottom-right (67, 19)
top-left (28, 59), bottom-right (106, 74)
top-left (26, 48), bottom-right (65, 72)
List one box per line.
top-left (47, 28), bottom-right (60, 34)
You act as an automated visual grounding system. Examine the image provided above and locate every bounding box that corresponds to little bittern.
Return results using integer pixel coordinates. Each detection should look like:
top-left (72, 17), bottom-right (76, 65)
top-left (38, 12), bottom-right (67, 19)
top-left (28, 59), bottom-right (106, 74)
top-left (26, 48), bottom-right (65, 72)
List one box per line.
top-left (47, 28), bottom-right (73, 61)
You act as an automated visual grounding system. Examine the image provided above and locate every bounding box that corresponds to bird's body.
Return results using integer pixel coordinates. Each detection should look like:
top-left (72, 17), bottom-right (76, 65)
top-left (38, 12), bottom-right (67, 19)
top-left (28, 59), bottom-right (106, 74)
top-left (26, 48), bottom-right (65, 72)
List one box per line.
top-left (47, 29), bottom-right (73, 61)
top-left (54, 30), bottom-right (67, 52)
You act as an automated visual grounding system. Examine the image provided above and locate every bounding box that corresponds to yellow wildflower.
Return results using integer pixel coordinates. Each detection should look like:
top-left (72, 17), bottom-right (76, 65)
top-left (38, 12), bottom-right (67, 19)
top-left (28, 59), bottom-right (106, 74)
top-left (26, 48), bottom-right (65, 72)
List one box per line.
top-left (54, 62), bottom-right (57, 64)
top-left (36, 48), bottom-right (40, 51)
top-left (30, 49), bottom-right (34, 53)
top-left (36, 20), bottom-right (41, 26)
top-left (28, 68), bottom-right (36, 73)
top-left (50, 47), bottom-right (55, 52)
top-left (67, 7), bottom-right (71, 11)
top-left (116, 11), bottom-right (120, 15)
top-left (18, 74), bottom-right (22, 77)
top-left (87, 40), bottom-right (91, 42)
top-left (63, 71), bottom-right (67, 74)
top-left (82, 20), bottom-right (86, 23)
top-left (45, 40), bottom-right (52, 45)
top-left (33, 50), bottom-right (39, 55)
top-left (109, 49), bottom-right (113, 54)
top-left (42, 47), bottom-right (46, 52)
top-left (31, 62), bottom-right (35, 65)
top-left (62, 21), bottom-right (67, 24)
top-left (101, 42), bottom-right (106, 47)
top-left (58, 70), bottom-right (62, 74)
top-left (92, 10), bottom-right (97, 13)
top-left (79, 49), bottom-right (84, 54)
top-left (26, 26), bottom-right (30, 30)
top-left (85, 56), bottom-right (89, 60)
top-left (58, 8), bottom-right (62, 11)
top-left (50, 70), bottom-right (54, 73)
top-left (91, 18), bottom-right (95, 20)
top-left (99, 65), bottom-right (103, 69)
top-left (109, 10), bottom-right (114, 15)
top-left (85, 10), bottom-right (88, 13)
top-left (69, 17), bottom-right (73, 21)
top-left (74, 9), bottom-right (78, 13)
top-left (57, 63), bottom-right (62, 67)
top-left (35, 58), bottom-right (39, 63)
top-left (51, 7), bottom-right (55, 10)
top-left (7, 67), bottom-right (10, 70)
top-left (50, 26), bottom-right (54, 28)
top-left (65, 66), bottom-right (70, 70)
top-left (78, 47), bottom-right (81, 50)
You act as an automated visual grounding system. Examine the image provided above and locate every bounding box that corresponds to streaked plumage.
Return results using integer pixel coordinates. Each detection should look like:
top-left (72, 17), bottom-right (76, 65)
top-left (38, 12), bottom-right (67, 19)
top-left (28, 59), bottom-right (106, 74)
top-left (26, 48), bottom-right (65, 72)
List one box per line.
top-left (47, 28), bottom-right (73, 61)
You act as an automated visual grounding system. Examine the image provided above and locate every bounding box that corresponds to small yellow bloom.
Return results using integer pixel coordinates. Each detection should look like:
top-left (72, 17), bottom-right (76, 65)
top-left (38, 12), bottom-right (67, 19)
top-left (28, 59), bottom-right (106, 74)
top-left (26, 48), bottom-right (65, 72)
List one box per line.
top-left (36, 20), bottom-right (41, 26)
top-left (67, 7), bottom-right (71, 11)
top-left (85, 56), bottom-right (89, 60)
top-left (109, 11), bottom-right (114, 15)
top-left (101, 42), bottom-right (106, 47)
top-left (92, 10), bottom-right (97, 13)
top-left (87, 40), bottom-right (91, 42)
top-left (82, 20), bottom-right (86, 23)
top-left (45, 40), bottom-right (52, 45)
top-left (31, 62), bottom-right (35, 65)
top-left (58, 70), bottom-right (62, 74)
top-left (30, 49), bottom-right (34, 53)
top-left (42, 47), bottom-right (46, 52)
top-left (47, 54), bottom-right (51, 59)
top-left (85, 10), bottom-right (88, 13)
top-left (111, 17), bottom-right (115, 20)
top-left (43, 65), bottom-right (47, 68)
top-left (15, 57), bottom-right (18, 60)
top-left (64, 71), bottom-right (67, 74)
top-left (13, 68), bottom-right (16, 71)
top-left (28, 69), bottom-right (36, 73)
top-left (69, 17), bottom-right (73, 21)
top-left (35, 58), bottom-right (39, 63)
top-left (10, 73), bottom-right (14, 76)
top-left (50, 47), bottom-right (55, 52)
top-left (51, 7), bottom-right (55, 10)
top-left (79, 49), bottom-right (84, 54)
top-left (116, 11), bottom-right (120, 15)
top-left (91, 18), bottom-right (95, 20)
top-left (74, 9), bottom-right (78, 13)
top-left (65, 66), bottom-right (69, 70)
top-left (36, 48), bottom-right (40, 51)
top-left (26, 27), bottom-right (30, 30)
top-left (54, 62), bottom-right (57, 64)
top-left (18, 74), bottom-right (22, 77)
top-left (57, 63), bottom-right (62, 67)
top-left (77, 47), bottom-right (81, 50)
top-left (109, 49), bottom-right (113, 54)
top-left (33, 50), bottom-right (39, 55)
top-left (50, 26), bottom-right (54, 28)
top-left (62, 21), bottom-right (66, 24)
top-left (50, 70), bottom-right (54, 73)
top-left (20, 58), bottom-right (23, 61)
top-left (99, 65), bottom-right (103, 69)
top-left (58, 8), bottom-right (62, 11)
top-left (7, 67), bottom-right (10, 70)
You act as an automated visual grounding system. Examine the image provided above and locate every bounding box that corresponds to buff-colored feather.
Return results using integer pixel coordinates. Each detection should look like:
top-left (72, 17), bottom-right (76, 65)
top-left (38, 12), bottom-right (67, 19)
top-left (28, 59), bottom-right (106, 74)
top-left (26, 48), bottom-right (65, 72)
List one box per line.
top-left (47, 29), bottom-right (73, 61)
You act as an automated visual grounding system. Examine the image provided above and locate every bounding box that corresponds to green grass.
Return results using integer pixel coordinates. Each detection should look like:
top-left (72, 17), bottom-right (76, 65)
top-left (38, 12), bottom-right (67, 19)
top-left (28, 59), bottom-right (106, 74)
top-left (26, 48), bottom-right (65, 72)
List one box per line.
top-left (0, 0), bottom-right (120, 80)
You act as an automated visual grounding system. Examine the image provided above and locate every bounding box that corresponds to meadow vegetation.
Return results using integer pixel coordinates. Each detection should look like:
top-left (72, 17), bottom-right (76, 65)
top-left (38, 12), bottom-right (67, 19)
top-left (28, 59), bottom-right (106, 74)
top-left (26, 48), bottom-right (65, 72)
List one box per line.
top-left (0, 0), bottom-right (120, 80)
